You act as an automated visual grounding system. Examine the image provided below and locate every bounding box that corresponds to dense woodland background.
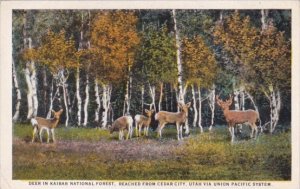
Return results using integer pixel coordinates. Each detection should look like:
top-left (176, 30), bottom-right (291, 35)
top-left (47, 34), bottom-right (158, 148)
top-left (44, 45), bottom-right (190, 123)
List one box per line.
top-left (12, 9), bottom-right (291, 133)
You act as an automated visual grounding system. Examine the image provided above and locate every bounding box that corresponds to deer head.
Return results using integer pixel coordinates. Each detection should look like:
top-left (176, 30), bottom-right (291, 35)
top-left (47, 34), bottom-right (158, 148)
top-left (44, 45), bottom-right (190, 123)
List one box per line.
top-left (51, 109), bottom-right (64, 119)
top-left (216, 95), bottom-right (232, 110)
top-left (145, 109), bottom-right (155, 117)
top-left (178, 102), bottom-right (191, 115)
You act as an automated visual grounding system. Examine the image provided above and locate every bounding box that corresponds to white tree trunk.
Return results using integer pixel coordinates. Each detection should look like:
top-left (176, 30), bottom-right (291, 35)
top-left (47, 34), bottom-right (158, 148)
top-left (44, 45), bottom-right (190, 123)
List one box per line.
top-left (76, 66), bottom-right (82, 126)
top-left (208, 86), bottom-right (216, 131)
top-left (149, 84), bottom-right (156, 112)
top-left (270, 89), bottom-right (281, 133)
top-left (123, 80), bottom-right (129, 115)
top-left (261, 9), bottom-right (269, 31)
top-left (158, 82), bottom-right (163, 111)
top-left (24, 37), bottom-right (38, 119)
top-left (27, 38), bottom-right (38, 118)
top-left (12, 59), bottom-right (21, 122)
top-left (62, 82), bottom-right (69, 127)
top-left (94, 79), bottom-right (101, 123)
top-left (101, 84), bottom-right (112, 128)
top-left (42, 67), bottom-right (48, 115)
top-left (47, 80), bottom-right (56, 118)
top-left (83, 74), bottom-right (90, 126)
top-left (239, 90), bottom-right (245, 110)
top-left (30, 60), bottom-right (38, 117)
top-left (233, 89), bottom-right (240, 110)
top-left (172, 9), bottom-right (184, 103)
top-left (141, 85), bottom-right (144, 112)
top-left (191, 84), bottom-right (198, 127)
top-left (24, 63), bottom-right (33, 119)
top-left (197, 84), bottom-right (203, 133)
top-left (245, 91), bottom-right (262, 130)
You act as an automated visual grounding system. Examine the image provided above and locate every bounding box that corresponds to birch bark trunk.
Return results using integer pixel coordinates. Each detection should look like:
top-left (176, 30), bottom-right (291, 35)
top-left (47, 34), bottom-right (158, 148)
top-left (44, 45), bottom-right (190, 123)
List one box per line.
top-left (270, 89), bottom-right (281, 133)
top-left (123, 66), bottom-right (132, 115)
top-left (101, 84), bottom-right (112, 128)
top-left (208, 86), bottom-right (216, 131)
top-left (141, 85), bottom-right (144, 112)
top-left (197, 84), bottom-right (203, 133)
top-left (12, 59), bottom-right (21, 122)
top-left (158, 82), bottom-right (163, 111)
top-left (83, 73), bottom-right (89, 126)
top-left (191, 84), bottom-right (198, 127)
top-left (42, 67), bottom-right (48, 116)
top-left (27, 38), bottom-right (38, 118)
top-left (149, 84), bottom-right (156, 112)
top-left (94, 79), bottom-right (101, 123)
top-left (76, 66), bottom-right (82, 126)
top-left (62, 78), bottom-right (69, 127)
top-left (24, 63), bottom-right (33, 119)
top-left (172, 9), bottom-right (184, 103)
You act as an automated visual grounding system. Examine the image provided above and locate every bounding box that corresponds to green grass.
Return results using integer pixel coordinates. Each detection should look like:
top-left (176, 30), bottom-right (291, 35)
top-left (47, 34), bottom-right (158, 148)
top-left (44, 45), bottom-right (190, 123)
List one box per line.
top-left (13, 124), bottom-right (291, 180)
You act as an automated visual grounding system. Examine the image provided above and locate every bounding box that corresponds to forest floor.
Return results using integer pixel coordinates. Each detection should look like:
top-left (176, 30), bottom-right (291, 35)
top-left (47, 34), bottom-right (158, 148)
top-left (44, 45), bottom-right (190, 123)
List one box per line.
top-left (13, 124), bottom-right (291, 180)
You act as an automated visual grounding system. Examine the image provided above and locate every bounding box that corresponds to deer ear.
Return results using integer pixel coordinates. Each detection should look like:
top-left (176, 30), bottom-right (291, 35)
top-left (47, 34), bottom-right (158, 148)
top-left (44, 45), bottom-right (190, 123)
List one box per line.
top-left (51, 110), bottom-right (55, 113)
top-left (227, 96), bottom-right (233, 106)
top-left (177, 102), bottom-right (183, 108)
top-left (186, 102), bottom-right (191, 108)
top-left (145, 109), bottom-right (149, 113)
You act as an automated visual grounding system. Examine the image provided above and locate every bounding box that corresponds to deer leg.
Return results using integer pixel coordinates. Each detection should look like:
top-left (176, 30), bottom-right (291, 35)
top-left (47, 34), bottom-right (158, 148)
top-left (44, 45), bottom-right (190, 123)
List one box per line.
top-left (129, 124), bottom-right (133, 139)
top-left (139, 125), bottom-right (142, 137)
top-left (230, 126), bottom-right (235, 143)
top-left (119, 131), bottom-right (122, 140)
top-left (179, 124), bottom-right (183, 140)
top-left (135, 122), bottom-right (139, 137)
top-left (32, 127), bottom-right (37, 143)
top-left (51, 128), bottom-right (55, 143)
top-left (157, 122), bottom-right (165, 139)
top-left (253, 123), bottom-right (258, 139)
top-left (176, 123), bottom-right (180, 140)
top-left (46, 129), bottom-right (50, 143)
top-left (39, 128), bottom-right (44, 143)
top-left (146, 126), bottom-right (149, 136)
top-left (126, 129), bottom-right (130, 140)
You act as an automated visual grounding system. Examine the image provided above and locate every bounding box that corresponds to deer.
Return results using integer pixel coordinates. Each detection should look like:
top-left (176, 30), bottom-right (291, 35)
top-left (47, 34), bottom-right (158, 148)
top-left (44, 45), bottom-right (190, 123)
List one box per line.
top-left (108, 115), bottom-right (133, 140)
top-left (155, 102), bottom-right (191, 140)
top-left (134, 109), bottom-right (155, 137)
top-left (31, 109), bottom-right (63, 143)
top-left (216, 95), bottom-right (259, 143)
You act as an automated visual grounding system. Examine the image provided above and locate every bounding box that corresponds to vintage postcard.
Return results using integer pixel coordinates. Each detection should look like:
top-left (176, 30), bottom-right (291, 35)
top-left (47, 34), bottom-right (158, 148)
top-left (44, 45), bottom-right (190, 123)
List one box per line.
top-left (1, 1), bottom-right (299, 189)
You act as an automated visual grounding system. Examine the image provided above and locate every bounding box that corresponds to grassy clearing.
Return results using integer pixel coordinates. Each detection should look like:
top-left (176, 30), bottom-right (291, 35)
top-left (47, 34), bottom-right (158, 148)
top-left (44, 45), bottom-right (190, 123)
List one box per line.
top-left (13, 124), bottom-right (291, 180)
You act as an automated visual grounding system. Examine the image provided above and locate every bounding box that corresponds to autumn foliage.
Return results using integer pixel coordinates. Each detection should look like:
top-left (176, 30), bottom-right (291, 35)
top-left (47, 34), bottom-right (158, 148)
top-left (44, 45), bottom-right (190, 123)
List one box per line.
top-left (90, 10), bottom-right (140, 83)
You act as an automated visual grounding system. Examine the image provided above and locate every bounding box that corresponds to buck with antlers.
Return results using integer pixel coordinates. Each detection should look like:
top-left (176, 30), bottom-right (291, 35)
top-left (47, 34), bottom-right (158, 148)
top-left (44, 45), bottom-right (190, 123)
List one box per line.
top-left (216, 95), bottom-right (259, 143)
top-left (108, 115), bottom-right (133, 140)
top-left (135, 109), bottom-right (155, 137)
top-left (155, 102), bottom-right (191, 140)
top-left (31, 109), bottom-right (63, 143)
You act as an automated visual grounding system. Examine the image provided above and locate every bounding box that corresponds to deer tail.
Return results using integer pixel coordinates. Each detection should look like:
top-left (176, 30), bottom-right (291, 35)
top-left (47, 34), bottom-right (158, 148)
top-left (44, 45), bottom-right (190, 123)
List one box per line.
top-left (30, 118), bottom-right (38, 127)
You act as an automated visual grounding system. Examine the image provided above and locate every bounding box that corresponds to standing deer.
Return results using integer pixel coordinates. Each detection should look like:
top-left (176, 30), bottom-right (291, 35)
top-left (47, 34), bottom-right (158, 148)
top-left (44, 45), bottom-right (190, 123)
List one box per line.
top-left (31, 109), bottom-right (63, 143)
top-left (135, 109), bottom-right (155, 137)
top-left (155, 102), bottom-right (191, 140)
top-left (216, 95), bottom-right (259, 143)
top-left (108, 115), bottom-right (133, 140)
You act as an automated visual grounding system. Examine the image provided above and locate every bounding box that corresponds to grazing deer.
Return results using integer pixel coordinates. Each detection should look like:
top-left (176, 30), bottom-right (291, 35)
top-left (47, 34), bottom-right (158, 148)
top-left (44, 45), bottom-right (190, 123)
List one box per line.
top-left (108, 115), bottom-right (133, 140)
top-left (135, 109), bottom-right (155, 137)
top-left (155, 102), bottom-right (191, 140)
top-left (31, 109), bottom-right (63, 143)
top-left (216, 95), bottom-right (259, 143)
